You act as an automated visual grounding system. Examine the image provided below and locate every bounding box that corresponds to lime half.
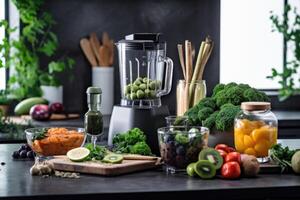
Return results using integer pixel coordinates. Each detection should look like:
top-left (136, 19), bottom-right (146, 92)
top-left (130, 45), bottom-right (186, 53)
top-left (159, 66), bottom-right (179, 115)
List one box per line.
top-left (67, 147), bottom-right (90, 162)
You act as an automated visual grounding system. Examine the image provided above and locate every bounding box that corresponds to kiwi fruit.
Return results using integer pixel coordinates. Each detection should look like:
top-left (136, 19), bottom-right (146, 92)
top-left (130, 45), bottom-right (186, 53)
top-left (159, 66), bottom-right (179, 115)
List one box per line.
top-left (186, 163), bottom-right (196, 177)
top-left (199, 148), bottom-right (223, 170)
top-left (193, 160), bottom-right (216, 179)
top-left (102, 154), bottom-right (123, 164)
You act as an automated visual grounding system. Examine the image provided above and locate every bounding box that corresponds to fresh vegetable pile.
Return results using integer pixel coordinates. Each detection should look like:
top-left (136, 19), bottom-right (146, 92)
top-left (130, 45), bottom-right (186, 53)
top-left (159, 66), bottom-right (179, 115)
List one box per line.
top-left (269, 144), bottom-right (300, 173)
top-left (112, 128), bottom-right (152, 156)
top-left (185, 82), bottom-right (269, 131)
top-left (187, 144), bottom-right (260, 179)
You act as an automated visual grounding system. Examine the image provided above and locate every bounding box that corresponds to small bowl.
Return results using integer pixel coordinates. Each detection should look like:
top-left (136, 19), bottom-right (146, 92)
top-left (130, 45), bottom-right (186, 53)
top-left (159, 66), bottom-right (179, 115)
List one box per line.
top-left (157, 126), bottom-right (209, 173)
top-left (25, 127), bottom-right (86, 157)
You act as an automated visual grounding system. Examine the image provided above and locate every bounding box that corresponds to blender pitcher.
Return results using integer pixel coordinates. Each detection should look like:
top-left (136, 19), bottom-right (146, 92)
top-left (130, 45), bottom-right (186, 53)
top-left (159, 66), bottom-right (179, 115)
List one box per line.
top-left (116, 33), bottom-right (173, 107)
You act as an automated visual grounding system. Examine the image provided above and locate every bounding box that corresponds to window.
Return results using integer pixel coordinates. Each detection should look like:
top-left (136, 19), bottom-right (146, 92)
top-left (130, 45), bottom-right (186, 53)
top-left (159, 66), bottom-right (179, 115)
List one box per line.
top-left (0, 0), bottom-right (6, 90)
top-left (220, 0), bottom-right (284, 89)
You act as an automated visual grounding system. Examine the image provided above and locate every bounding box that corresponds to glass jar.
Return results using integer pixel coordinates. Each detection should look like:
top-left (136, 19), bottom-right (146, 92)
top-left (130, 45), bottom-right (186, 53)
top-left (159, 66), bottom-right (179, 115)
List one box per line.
top-left (234, 102), bottom-right (278, 162)
top-left (176, 80), bottom-right (206, 116)
top-left (84, 87), bottom-right (103, 149)
top-left (157, 126), bottom-right (209, 173)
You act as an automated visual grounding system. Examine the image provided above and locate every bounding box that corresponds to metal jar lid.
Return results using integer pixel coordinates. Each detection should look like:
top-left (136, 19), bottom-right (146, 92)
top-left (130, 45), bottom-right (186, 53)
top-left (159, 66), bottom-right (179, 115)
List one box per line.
top-left (241, 102), bottom-right (271, 111)
top-left (86, 87), bottom-right (102, 94)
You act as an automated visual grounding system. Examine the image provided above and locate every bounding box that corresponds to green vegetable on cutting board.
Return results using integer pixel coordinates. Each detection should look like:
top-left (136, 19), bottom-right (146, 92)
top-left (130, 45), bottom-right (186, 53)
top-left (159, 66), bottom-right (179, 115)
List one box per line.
top-left (112, 128), bottom-right (152, 156)
top-left (14, 97), bottom-right (48, 115)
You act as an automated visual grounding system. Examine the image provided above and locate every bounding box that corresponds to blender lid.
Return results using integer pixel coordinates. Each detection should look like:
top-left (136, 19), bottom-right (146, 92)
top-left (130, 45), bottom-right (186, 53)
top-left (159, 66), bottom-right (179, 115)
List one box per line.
top-left (117, 33), bottom-right (166, 50)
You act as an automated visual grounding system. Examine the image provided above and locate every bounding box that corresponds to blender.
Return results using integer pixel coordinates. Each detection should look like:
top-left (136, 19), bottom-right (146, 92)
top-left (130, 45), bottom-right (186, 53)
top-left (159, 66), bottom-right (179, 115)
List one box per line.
top-left (108, 33), bottom-right (173, 155)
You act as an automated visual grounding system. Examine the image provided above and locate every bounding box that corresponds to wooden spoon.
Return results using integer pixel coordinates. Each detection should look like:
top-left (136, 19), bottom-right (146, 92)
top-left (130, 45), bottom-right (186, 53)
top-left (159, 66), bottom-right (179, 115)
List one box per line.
top-left (99, 45), bottom-right (111, 67)
top-left (80, 38), bottom-right (97, 67)
top-left (89, 32), bottom-right (101, 66)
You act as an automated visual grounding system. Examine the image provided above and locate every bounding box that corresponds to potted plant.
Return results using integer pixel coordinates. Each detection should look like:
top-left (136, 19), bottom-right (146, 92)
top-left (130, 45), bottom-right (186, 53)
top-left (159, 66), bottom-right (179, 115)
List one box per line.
top-left (40, 59), bottom-right (74, 104)
top-left (0, 90), bottom-right (11, 116)
top-left (0, 0), bottom-right (74, 102)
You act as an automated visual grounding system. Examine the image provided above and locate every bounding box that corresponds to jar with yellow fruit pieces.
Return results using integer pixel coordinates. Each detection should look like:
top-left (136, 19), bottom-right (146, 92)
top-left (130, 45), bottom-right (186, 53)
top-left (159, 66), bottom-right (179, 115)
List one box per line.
top-left (234, 102), bottom-right (277, 163)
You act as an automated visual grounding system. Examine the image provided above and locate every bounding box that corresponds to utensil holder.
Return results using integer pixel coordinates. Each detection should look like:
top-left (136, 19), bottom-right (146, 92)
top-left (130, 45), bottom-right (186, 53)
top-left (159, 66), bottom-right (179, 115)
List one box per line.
top-left (92, 67), bottom-right (114, 115)
top-left (41, 85), bottom-right (63, 104)
top-left (176, 80), bottom-right (206, 116)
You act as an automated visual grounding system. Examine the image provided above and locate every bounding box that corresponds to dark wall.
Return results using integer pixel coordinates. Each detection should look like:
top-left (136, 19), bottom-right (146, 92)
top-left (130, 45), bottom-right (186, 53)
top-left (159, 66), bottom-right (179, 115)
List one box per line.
top-left (42, 0), bottom-right (220, 114)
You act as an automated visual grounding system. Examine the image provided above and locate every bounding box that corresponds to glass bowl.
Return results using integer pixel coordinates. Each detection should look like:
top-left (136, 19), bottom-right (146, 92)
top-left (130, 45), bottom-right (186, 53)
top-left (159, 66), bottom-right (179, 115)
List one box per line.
top-left (157, 126), bottom-right (209, 173)
top-left (25, 127), bottom-right (86, 158)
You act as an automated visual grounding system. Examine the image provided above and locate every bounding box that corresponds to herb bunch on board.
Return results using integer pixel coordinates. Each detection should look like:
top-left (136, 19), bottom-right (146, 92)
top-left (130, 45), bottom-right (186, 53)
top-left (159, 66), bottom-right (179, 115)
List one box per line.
top-left (112, 128), bottom-right (152, 156)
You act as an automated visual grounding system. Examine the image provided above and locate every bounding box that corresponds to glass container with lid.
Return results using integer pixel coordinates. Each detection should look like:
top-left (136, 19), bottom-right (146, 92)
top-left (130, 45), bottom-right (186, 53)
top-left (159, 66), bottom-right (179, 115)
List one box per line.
top-left (116, 33), bottom-right (173, 108)
top-left (234, 102), bottom-right (278, 163)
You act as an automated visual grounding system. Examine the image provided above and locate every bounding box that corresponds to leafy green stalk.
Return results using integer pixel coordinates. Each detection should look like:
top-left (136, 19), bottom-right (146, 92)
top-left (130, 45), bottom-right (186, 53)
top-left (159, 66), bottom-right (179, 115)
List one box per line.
top-left (268, 4), bottom-right (300, 101)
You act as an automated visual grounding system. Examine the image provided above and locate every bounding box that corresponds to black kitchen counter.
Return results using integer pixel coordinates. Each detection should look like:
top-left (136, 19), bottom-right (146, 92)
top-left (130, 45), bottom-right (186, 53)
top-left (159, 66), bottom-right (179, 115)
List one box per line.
top-left (1, 144), bottom-right (300, 200)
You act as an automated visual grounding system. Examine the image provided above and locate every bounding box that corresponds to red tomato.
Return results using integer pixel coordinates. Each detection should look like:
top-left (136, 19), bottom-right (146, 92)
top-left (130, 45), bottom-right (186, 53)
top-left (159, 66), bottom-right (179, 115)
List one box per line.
top-left (215, 144), bottom-right (228, 152)
top-left (217, 149), bottom-right (227, 161)
top-left (225, 152), bottom-right (241, 165)
top-left (226, 147), bottom-right (236, 153)
top-left (221, 161), bottom-right (241, 179)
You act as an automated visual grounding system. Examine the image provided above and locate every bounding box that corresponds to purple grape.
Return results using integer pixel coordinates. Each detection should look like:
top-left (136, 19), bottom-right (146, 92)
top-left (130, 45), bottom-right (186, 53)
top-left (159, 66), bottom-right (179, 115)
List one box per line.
top-left (26, 151), bottom-right (35, 159)
top-left (12, 151), bottom-right (20, 159)
top-left (19, 150), bottom-right (27, 158)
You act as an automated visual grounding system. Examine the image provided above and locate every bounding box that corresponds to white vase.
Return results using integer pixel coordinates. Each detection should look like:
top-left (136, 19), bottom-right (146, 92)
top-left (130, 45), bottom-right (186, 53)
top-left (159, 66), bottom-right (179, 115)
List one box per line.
top-left (92, 67), bottom-right (114, 115)
top-left (41, 85), bottom-right (63, 104)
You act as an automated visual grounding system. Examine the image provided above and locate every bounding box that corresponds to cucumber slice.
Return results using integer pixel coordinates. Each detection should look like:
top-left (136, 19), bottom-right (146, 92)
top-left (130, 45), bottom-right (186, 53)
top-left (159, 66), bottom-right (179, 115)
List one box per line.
top-left (67, 147), bottom-right (90, 162)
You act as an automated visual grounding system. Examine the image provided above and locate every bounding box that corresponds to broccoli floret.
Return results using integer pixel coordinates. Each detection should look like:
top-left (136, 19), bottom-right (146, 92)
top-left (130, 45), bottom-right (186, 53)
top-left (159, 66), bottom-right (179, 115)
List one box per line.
top-left (215, 105), bottom-right (241, 131)
top-left (224, 82), bottom-right (238, 90)
top-left (238, 83), bottom-right (251, 90)
top-left (203, 111), bottom-right (219, 130)
top-left (212, 84), bottom-right (225, 97)
top-left (214, 85), bottom-right (244, 107)
top-left (130, 141), bottom-right (152, 155)
top-left (197, 107), bottom-right (214, 122)
top-left (185, 106), bottom-right (200, 125)
top-left (243, 88), bottom-right (269, 102)
top-left (124, 128), bottom-right (146, 145)
top-left (220, 103), bottom-right (235, 110)
top-left (196, 97), bottom-right (217, 110)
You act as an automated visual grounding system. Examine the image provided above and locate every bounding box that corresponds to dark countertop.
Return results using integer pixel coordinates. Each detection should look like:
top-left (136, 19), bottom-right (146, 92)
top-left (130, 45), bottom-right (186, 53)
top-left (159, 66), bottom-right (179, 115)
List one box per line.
top-left (1, 144), bottom-right (300, 200)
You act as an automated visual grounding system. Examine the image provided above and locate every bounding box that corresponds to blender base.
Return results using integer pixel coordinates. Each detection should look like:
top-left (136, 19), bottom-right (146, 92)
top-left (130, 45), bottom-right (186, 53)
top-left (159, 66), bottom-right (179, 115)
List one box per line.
top-left (108, 105), bottom-right (170, 156)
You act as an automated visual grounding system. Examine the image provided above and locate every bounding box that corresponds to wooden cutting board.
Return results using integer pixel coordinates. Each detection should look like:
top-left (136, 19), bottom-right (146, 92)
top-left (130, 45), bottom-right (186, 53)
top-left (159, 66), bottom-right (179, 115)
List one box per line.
top-left (49, 156), bottom-right (160, 176)
top-left (20, 114), bottom-right (80, 121)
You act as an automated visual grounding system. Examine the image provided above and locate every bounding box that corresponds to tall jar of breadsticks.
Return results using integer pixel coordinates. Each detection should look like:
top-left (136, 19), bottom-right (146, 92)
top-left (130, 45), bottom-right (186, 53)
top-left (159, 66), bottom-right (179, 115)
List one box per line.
top-left (176, 36), bottom-right (214, 116)
top-left (234, 102), bottom-right (278, 163)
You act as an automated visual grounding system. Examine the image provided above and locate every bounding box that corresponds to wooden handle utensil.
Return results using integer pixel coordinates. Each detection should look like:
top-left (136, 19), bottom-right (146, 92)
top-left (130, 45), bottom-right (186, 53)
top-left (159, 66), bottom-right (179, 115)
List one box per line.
top-left (80, 38), bottom-right (97, 67)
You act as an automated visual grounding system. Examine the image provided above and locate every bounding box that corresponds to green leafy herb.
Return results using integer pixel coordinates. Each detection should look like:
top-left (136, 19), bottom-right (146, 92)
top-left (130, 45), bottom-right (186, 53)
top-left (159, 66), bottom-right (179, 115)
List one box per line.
top-left (31, 128), bottom-right (48, 141)
top-left (269, 144), bottom-right (297, 172)
top-left (112, 128), bottom-right (152, 155)
top-left (84, 143), bottom-right (108, 161)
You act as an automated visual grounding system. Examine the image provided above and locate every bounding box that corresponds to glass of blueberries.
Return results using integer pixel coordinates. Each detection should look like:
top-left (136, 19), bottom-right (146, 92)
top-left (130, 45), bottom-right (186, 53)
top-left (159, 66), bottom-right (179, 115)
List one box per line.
top-left (157, 126), bottom-right (209, 174)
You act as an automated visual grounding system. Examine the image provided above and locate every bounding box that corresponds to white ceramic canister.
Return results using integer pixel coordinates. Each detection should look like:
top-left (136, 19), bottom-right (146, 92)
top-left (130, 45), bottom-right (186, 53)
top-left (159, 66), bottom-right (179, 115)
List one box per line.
top-left (92, 67), bottom-right (114, 115)
top-left (41, 85), bottom-right (63, 104)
